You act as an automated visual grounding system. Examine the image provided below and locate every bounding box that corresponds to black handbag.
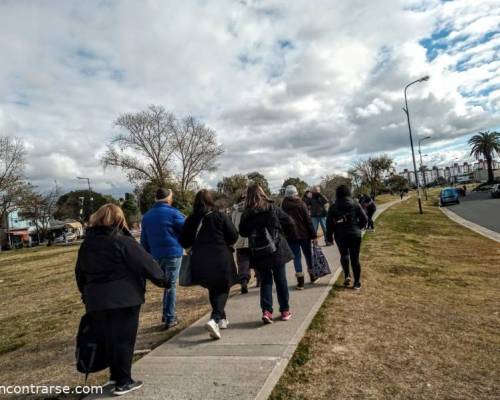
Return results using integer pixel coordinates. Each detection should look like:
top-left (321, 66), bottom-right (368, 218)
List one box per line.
top-left (179, 213), bottom-right (210, 287)
top-left (75, 313), bottom-right (108, 379)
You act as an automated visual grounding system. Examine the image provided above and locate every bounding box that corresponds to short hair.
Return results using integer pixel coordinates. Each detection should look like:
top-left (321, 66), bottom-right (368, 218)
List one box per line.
top-left (155, 188), bottom-right (172, 201)
top-left (336, 184), bottom-right (351, 199)
top-left (89, 203), bottom-right (128, 229)
top-left (193, 189), bottom-right (215, 213)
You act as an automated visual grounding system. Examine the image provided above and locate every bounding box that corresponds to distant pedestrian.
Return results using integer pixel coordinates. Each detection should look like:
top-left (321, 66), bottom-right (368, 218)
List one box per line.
top-left (360, 194), bottom-right (376, 231)
top-left (305, 186), bottom-right (331, 245)
top-left (281, 185), bottom-right (318, 289)
top-left (326, 185), bottom-right (368, 290)
top-left (400, 190), bottom-right (404, 200)
top-left (75, 204), bottom-right (169, 396)
top-left (231, 194), bottom-right (252, 294)
top-left (180, 190), bottom-right (238, 340)
top-left (141, 188), bottom-right (185, 330)
top-left (239, 184), bottom-right (295, 324)
top-left (302, 190), bottom-right (313, 214)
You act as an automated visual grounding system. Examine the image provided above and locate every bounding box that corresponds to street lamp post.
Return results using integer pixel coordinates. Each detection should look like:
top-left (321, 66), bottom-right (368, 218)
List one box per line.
top-left (403, 75), bottom-right (429, 214)
top-left (77, 177), bottom-right (93, 218)
top-left (418, 136), bottom-right (431, 200)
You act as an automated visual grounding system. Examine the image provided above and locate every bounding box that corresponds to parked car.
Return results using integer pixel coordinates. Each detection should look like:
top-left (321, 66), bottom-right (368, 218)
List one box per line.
top-left (491, 184), bottom-right (500, 199)
top-left (440, 188), bottom-right (460, 206)
top-left (54, 232), bottom-right (77, 244)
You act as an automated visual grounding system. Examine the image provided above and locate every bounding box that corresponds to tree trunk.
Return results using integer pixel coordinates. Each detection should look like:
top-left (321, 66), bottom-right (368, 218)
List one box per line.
top-left (486, 155), bottom-right (494, 183)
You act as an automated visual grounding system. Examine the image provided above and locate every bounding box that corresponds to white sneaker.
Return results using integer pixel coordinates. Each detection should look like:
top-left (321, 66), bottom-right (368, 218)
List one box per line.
top-left (219, 319), bottom-right (229, 329)
top-left (205, 319), bottom-right (221, 339)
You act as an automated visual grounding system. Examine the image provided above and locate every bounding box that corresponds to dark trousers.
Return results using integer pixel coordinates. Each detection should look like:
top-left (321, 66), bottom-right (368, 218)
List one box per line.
top-left (336, 235), bottom-right (362, 284)
top-left (90, 305), bottom-right (140, 386)
top-left (208, 286), bottom-right (230, 322)
top-left (366, 209), bottom-right (375, 229)
top-left (260, 263), bottom-right (289, 313)
top-left (288, 239), bottom-right (313, 274)
top-left (236, 248), bottom-right (251, 282)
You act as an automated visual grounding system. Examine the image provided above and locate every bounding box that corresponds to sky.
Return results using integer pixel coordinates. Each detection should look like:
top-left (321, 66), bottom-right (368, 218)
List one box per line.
top-left (0, 0), bottom-right (499, 196)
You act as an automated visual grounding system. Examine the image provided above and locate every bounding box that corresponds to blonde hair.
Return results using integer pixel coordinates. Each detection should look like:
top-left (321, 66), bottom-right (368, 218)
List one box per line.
top-left (89, 203), bottom-right (128, 230)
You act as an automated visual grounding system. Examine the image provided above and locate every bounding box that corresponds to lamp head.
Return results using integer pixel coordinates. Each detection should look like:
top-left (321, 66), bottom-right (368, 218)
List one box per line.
top-left (419, 75), bottom-right (430, 82)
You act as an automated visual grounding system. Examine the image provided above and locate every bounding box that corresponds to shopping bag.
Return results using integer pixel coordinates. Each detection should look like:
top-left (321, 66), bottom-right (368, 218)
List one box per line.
top-left (311, 245), bottom-right (332, 277)
top-left (179, 253), bottom-right (195, 287)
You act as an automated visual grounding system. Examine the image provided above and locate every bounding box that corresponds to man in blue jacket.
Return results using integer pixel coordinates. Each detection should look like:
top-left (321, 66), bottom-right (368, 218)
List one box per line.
top-left (141, 188), bottom-right (185, 329)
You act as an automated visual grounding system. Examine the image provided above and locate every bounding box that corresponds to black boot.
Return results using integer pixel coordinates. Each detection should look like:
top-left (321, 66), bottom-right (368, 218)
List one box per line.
top-left (295, 273), bottom-right (305, 290)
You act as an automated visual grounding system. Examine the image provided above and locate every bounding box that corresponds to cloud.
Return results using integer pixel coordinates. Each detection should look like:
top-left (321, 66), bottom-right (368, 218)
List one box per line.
top-left (0, 0), bottom-right (498, 194)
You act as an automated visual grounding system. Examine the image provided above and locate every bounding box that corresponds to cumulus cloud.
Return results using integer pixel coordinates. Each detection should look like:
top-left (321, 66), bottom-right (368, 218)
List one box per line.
top-left (0, 0), bottom-right (498, 194)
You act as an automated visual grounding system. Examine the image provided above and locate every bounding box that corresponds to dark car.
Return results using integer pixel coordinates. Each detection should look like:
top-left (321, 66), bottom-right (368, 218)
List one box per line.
top-left (440, 188), bottom-right (460, 206)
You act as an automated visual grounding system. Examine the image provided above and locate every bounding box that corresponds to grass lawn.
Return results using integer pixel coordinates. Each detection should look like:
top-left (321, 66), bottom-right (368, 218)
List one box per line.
top-left (271, 192), bottom-right (500, 399)
top-left (0, 244), bottom-right (211, 398)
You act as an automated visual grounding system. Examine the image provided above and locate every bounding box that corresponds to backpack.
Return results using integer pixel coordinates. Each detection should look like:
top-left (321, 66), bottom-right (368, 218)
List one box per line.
top-left (248, 207), bottom-right (280, 258)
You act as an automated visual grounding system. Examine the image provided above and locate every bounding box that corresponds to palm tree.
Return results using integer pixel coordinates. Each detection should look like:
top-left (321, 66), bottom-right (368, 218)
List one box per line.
top-left (468, 131), bottom-right (500, 183)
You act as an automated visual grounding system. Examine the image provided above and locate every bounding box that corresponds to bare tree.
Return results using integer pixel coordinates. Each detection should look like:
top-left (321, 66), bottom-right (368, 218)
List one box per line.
top-left (351, 155), bottom-right (393, 197)
top-left (172, 116), bottom-right (224, 198)
top-left (0, 136), bottom-right (26, 227)
top-left (102, 105), bottom-right (177, 187)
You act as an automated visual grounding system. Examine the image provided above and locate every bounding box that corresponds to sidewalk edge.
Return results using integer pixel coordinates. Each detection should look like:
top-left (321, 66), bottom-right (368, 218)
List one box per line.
top-left (440, 207), bottom-right (500, 243)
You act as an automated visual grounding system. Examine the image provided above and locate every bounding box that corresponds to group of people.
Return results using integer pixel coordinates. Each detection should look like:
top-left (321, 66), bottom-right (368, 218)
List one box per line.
top-left (74, 183), bottom-right (371, 395)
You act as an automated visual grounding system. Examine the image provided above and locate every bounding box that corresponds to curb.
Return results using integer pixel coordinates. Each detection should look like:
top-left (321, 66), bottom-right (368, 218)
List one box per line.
top-left (440, 207), bottom-right (500, 243)
top-left (255, 197), bottom-right (403, 400)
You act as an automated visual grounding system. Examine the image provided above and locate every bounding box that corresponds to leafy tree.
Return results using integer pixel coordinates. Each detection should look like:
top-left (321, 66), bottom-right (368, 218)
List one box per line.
top-left (468, 131), bottom-right (500, 183)
top-left (55, 190), bottom-right (111, 221)
top-left (385, 175), bottom-right (408, 193)
top-left (282, 177), bottom-right (309, 197)
top-left (121, 193), bottom-right (140, 225)
top-left (320, 174), bottom-right (351, 200)
top-left (136, 181), bottom-right (193, 216)
top-left (351, 155), bottom-right (393, 197)
top-left (247, 172), bottom-right (270, 195)
top-left (216, 174), bottom-right (249, 204)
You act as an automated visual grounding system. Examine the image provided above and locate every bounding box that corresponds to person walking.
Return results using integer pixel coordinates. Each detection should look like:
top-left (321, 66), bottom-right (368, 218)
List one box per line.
top-left (180, 190), bottom-right (238, 340)
top-left (360, 194), bottom-right (376, 231)
top-left (306, 186), bottom-right (331, 245)
top-left (281, 185), bottom-right (317, 288)
top-left (326, 185), bottom-right (368, 290)
top-left (231, 194), bottom-right (252, 294)
top-left (239, 184), bottom-right (295, 324)
top-left (141, 188), bottom-right (185, 330)
top-left (75, 204), bottom-right (169, 396)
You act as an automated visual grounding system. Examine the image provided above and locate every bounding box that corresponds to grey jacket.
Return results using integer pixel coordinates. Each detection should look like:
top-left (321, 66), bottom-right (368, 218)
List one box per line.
top-left (231, 201), bottom-right (249, 249)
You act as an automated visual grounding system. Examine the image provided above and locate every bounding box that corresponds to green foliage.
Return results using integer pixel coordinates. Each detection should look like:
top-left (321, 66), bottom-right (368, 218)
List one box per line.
top-left (247, 171), bottom-right (271, 195)
top-left (468, 130), bottom-right (500, 183)
top-left (121, 193), bottom-right (140, 225)
top-left (350, 154), bottom-right (394, 197)
top-left (55, 190), bottom-right (111, 221)
top-left (282, 177), bottom-right (309, 197)
top-left (385, 175), bottom-right (408, 192)
top-left (320, 174), bottom-right (351, 200)
top-left (137, 181), bottom-right (194, 216)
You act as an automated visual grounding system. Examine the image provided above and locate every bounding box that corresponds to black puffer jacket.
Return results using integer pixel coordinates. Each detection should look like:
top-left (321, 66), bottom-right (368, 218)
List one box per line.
top-left (281, 197), bottom-right (316, 241)
top-left (239, 203), bottom-right (295, 269)
top-left (306, 193), bottom-right (329, 217)
top-left (180, 210), bottom-right (238, 288)
top-left (326, 197), bottom-right (368, 242)
top-left (75, 226), bottom-right (168, 312)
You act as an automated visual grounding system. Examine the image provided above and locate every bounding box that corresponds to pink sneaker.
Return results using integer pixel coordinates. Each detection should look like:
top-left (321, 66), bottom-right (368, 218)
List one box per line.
top-left (281, 311), bottom-right (292, 321)
top-left (262, 310), bottom-right (273, 324)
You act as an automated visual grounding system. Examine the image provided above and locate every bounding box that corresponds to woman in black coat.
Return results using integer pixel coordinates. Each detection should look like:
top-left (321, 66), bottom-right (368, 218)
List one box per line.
top-left (239, 184), bottom-right (296, 324)
top-left (179, 189), bottom-right (238, 340)
top-left (326, 185), bottom-right (368, 290)
top-left (75, 204), bottom-right (168, 396)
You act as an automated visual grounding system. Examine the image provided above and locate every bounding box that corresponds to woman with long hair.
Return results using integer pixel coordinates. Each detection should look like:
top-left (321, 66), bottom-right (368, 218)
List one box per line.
top-left (326, 185), bottom-right (368, 290)
top-left (180, 189), bottom-right (239, 340)
top-left (239, 184), bottom-right (295, 324)
top-left (75, 204), bottom-right (168, 396)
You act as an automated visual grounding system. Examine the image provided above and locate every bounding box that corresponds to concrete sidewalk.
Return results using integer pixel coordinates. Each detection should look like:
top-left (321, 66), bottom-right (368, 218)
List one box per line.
top-left (88, 199), bottom-right (400, 400)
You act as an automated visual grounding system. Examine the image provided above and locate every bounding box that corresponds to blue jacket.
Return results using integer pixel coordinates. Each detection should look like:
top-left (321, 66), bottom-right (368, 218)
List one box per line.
top-left (141, 202), bottom-right (185, 259)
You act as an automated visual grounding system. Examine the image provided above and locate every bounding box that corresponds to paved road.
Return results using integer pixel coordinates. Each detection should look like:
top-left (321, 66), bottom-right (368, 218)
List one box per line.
top-left (445, 191), bottom-right (500, 233)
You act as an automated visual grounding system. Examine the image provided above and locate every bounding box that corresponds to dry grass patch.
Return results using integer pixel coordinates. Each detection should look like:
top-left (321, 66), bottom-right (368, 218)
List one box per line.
top-left (271, 196), bottom-right (500, 400)
top-left (0, 244), bottom-right (211, 399)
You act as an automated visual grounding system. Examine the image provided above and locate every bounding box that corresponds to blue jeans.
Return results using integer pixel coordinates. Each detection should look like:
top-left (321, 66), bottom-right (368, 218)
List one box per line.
top-left (312, 217), bottom-right (327, 236)
top-left (260, 263), bottom-right (289, 313)
top-left (159, 257), bottom-right (182, 323)
top-left (288, 240), bottom-right (313, 274)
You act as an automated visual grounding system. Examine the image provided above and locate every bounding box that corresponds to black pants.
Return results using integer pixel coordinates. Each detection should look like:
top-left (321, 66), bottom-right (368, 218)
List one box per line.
top-left (89, 305), bottom-right (140, 386)
top-left (366, 209), bottom-right (375, 229)
top-left (336, 235), bottom-right (362, 284)
top-left (208, 286), bottom-right (230, 322)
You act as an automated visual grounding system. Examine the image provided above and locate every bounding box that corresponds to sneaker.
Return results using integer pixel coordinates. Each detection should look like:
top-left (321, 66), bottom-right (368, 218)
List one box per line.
top-left (343, 277), bottom-right (352, 287)
top-left (281, 311), bottom-right (292, 321)
top-left (113, 380), bottom-right (143, 396)
top-left (163, 318), bottom-right (179, 330)
top-left (353, 282), bottom-right (362, 290)
top-left (205, 319), bottom-right (221, 339)
top-left (102, 380), bottom-right (116, 388)
top-left (262, 311), bottom-right (273, 324)
top-left (219, 319), bottom-right (229, 329)
top-left (241, 279), bottom-right (249, 294)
